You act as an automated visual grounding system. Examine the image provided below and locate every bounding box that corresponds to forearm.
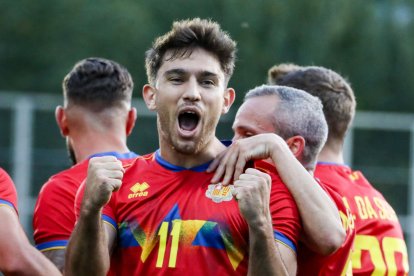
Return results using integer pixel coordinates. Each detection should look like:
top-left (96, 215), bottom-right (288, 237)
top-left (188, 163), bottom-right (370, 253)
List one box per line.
top-left (1, 245), bottom-right (61, 276)
top-left (248, 221), bottom-right (290, 276)
top-left (0, 208), bottom-right (61, 276)
top-left (270, 141), bottom-right (344, 255)
top-left (65, 206), bottom-right (110, 276)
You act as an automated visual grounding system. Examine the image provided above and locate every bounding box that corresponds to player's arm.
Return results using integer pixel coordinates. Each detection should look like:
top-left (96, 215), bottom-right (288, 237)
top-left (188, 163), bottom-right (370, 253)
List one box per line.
top-left (209, 133), bottom-right (344, 255)
top-left (42, 250), bottom-right (65, 272)
top-left (65, 156), bottom-right (123, 276)
top-left (0, 206), bottom-right (61, 276)
top-left (233, 168), bottom-right (296, 275)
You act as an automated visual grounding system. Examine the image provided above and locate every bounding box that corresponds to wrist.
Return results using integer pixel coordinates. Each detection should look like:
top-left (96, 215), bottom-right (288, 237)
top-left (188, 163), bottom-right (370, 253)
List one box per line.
top-left (248, 217), bottom-right (274, 239)
top-left (81, 199), bottom-right (103, 217)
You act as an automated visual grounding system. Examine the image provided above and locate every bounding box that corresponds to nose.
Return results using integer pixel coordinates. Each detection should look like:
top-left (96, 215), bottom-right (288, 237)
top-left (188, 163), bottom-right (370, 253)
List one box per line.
top-left (183, 77), bottom-right (201, 102)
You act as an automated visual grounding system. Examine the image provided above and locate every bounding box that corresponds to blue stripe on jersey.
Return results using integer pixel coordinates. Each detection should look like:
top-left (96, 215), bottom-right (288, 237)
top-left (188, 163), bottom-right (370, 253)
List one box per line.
top-left (0, 199), bottom-right (15, 209)
top-left (155, 150), bottom-right (211, 172)
top-left (88, 151), bottom-right (139, 159)
top-left (36, 240), bottom-right (68, 251)
top-left (274, 230), bottom-right (297, 252)
top-left (102, 214), bottom-right (118, 230)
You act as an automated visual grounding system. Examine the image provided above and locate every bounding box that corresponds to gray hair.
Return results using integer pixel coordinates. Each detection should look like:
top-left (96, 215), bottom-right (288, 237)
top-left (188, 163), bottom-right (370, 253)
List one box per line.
top-left (244, 85), bottom-right (328, 168)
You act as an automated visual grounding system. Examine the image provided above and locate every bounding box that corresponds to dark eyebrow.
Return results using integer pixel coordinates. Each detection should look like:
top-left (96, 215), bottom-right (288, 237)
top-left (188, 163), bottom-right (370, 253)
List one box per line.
top-left (164, 69), bottom-right (186, 76)
top-left (199, 71), bottom-right (219, 78)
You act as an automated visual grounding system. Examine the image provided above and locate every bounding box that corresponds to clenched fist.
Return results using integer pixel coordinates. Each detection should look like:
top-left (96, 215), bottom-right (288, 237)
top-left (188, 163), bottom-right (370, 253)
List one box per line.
top-left (232, 168), bottom-right (272, 227)
top-left (83, 156), bottom-right (124, 212)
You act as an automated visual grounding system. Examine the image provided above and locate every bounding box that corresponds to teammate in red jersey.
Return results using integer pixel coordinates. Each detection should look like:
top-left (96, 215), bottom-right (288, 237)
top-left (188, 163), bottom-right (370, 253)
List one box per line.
top-left (208, 85), bottom-right (355, 275)
top-left (0, 168), bottom-right (61, 275)
top-left (270, 64), bottom-right (409, 275)
top-left (33, 57), bottom-right (138, 271)
top-left (66, 18), bottom-right (308, 275)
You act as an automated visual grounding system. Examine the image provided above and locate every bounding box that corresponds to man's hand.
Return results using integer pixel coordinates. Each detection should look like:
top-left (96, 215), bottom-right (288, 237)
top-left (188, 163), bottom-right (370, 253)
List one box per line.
top-left (208, 133), bottom-right (282, 185)
top-left (82, 156), bottom-right (124, 212)
top-left (232, 168), bottom-right (272, 227)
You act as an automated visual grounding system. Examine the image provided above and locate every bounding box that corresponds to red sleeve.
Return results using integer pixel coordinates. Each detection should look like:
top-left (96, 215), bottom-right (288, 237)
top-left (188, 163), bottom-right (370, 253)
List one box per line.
top-left (33, 174), bottom-right (79, 251)
top-left (254, 161), bottom-right (302, 252)
top-left (0, 168), bottom-right (18, 213)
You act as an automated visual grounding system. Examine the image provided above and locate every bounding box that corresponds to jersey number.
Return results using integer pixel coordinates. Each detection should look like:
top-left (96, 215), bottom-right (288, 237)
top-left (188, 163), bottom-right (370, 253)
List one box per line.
top-left (156, 221), bottom-right (182, 268)
top-left (352, 234), bottom-right (409, 275)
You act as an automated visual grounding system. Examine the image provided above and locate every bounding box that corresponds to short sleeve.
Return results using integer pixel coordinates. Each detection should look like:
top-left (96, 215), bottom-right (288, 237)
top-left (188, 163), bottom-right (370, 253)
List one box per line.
top-left (33, 175), bottom-right (79, 250)
top-left (254, 161), bottom-right (302, 252)
top-left (0, 168), bottom-right (18, 213)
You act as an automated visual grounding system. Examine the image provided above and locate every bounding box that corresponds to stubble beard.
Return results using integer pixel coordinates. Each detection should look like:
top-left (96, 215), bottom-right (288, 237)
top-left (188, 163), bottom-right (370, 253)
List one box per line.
top-left (66, 140), bottom-right (77, 165)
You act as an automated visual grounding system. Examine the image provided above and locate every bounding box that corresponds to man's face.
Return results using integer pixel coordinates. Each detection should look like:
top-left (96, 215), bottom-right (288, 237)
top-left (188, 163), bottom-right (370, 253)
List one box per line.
top-left (152, 48), bottom-right (232, 155)
top-left (232, 95), bottom-right (278, 141)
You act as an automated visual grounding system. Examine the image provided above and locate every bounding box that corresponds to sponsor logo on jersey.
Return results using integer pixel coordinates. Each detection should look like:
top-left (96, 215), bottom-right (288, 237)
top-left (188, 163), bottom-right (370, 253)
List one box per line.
top-left (128, 182), bottom-right (149, 199)
top-left (205, 183), bottom-right (234, 203)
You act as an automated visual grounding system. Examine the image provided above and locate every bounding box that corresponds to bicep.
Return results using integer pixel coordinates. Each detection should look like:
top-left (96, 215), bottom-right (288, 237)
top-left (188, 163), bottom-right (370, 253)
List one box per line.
top-left (0, 207), bottom-right (29, 266)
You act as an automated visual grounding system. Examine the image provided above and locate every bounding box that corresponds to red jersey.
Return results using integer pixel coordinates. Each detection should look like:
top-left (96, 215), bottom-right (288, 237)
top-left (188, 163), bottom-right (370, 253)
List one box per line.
top-left (315, 163), bottom-right (409, 275)
top-left (33, 152), bottom-right (138, 252)
top-left (77, 151), bottom-right (301, 275)
top-left (0, 168), bottom-right (18, 213)
top-left (297, 181), bottom-right (355, 276)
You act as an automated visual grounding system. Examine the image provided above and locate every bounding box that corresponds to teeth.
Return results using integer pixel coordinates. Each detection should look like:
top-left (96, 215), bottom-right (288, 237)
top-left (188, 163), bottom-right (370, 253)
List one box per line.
top-left (182, 111), bottom-right (196, 115)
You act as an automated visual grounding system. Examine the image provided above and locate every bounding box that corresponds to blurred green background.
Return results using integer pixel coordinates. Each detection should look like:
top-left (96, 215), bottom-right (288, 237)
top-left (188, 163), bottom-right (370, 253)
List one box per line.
top-left (1, 0), bottom-right (414, 263)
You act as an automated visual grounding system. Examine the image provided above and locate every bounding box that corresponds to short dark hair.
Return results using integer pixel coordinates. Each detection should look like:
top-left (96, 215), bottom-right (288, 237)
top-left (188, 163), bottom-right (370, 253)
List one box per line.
top-left (145, 18), bottom-right (237, 85)
top-left (269, 64), bottom-right (355, 142)
top-left (63, 57), bottom-right (134, 111)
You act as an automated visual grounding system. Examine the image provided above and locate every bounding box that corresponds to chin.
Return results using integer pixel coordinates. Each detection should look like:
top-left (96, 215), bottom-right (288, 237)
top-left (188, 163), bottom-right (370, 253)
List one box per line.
top-left (172, 139), bottom-right (201, 155)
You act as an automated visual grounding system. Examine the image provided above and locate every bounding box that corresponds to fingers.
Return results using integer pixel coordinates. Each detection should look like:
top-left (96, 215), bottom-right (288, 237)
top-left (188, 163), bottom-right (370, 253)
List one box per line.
top-left (85, 156), bottom-right (125, 209)
top-left (207, 151), bottom-right (224, 173)
top-left (221, 151), bottom-right (240, 185)
top-left (211, 143), bottom-right (248, 185)
top-left (234, 168), bottom-right (272, 190)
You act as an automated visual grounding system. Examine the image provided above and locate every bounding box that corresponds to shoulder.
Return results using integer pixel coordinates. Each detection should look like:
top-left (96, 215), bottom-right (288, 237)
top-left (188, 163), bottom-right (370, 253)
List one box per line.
top-left (39, 161), bottom-right (88, 196)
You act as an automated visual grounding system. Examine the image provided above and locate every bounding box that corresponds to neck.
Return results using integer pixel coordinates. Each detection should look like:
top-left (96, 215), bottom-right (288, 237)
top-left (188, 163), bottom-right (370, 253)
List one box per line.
top-left (159, 137), bottom-right (225, 169)
top-left (70, 131), bottom-right (129, 163)
top-left (317, 144), bottom-right (344, 164)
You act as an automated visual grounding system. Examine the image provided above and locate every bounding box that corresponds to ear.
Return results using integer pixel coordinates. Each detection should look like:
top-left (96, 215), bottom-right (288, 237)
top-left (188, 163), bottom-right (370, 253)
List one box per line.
top-left (221, 88), bottom-right (236, 114)
top-left (126, 107), bottom-right (137, 136)
top-left (285, 135), bottom-right (305, 159)
top-left (142, 84), bottom-right (157, 111)
top-left (55, 106), bottom-right (69, 137)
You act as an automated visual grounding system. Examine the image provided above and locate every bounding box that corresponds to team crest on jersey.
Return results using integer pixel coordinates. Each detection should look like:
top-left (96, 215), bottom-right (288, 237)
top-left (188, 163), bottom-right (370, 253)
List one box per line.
top-left (205, 184), bottom-right (234, 203)
top-left (128, 182), bottom-right (149, 199)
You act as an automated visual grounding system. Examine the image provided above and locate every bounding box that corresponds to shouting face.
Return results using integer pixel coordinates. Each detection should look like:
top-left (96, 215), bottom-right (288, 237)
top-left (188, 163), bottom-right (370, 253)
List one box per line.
top-left (144, 48), bottom-right (234, 156)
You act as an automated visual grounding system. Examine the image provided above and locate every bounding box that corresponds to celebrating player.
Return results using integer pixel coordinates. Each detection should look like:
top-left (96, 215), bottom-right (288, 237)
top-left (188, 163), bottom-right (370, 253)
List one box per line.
top-left (0, 168), bottom-right (61, 275)
top-left (208, 85), bottom-right (355, 275)
top-left (65, 18), bottom-right (308, 275)
top-left (270, 64), bottom-right (409, 275)
top-left (33, 57), bottom-right (139, 271)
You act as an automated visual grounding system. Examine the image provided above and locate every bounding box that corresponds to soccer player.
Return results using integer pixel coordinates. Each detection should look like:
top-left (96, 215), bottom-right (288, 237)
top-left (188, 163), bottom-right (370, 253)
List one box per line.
top-left (270, 64), bottom-right (409, 275)
top-left (208, 85), bottom-right (355, 275)
top-left (0, 168), bottom-right (61, 275)
top-left (65, 18), bottom-right (304, 275)
top-left (33, 57), bottom-right (139, 271)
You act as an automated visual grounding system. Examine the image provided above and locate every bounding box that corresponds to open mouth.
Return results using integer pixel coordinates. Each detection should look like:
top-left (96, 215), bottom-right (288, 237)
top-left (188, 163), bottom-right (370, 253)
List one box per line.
top-left (178, 111), bottom-right (200, 132)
